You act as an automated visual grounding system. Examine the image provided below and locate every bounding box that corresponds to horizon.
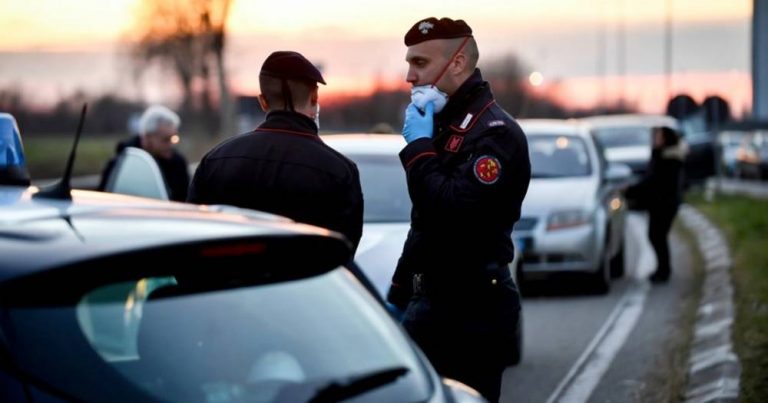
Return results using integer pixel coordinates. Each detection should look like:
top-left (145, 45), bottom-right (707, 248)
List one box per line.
top-left (0, 0), bottom-right (754, 116)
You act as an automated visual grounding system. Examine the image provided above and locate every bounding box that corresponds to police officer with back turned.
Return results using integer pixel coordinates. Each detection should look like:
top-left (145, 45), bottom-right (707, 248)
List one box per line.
top-left (386, 17), bottom-right (531, 402)
top-left (188, 51), bottom-right (364, 253)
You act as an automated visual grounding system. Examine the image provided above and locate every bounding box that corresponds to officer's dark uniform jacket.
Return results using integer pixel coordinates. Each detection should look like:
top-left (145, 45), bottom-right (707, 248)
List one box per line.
top-left (187, 111), bottom-right (364, 252)
top-left (98, 135), bottom-right (190, 202)
top-left (387, 69), bottom-right (531, 310)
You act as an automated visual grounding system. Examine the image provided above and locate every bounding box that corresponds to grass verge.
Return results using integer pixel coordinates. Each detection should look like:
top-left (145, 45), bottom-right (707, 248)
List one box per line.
top-left (686, 191), bottom-right (768, 403)
top-left (22, 133), bottom-right (221, 180)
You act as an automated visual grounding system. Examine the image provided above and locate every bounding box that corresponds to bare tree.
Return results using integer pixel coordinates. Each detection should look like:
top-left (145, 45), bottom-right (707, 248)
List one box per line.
top-left (129, 0), bottom-right (233, 138)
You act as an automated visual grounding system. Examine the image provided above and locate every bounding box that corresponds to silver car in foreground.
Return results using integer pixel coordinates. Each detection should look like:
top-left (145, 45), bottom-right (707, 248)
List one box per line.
top-left (515, 119), bottom-right (631, 294)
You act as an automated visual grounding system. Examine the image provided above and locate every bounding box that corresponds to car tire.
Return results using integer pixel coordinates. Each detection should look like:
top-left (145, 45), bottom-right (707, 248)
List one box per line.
top-left (610, 239), bottom-right (626, 278)
top-left (589, 250), bottom-right (611, 295)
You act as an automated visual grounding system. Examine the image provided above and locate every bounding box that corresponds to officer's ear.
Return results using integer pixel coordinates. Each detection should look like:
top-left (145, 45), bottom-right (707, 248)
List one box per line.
top-left (257, 94), bottom-right (270, 112)
top-left (309, 87), bottom-right (319, 107)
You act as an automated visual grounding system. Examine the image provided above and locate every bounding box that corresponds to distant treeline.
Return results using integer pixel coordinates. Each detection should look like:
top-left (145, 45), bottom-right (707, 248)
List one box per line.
top-left (1, 54), bottom-right (640, 137)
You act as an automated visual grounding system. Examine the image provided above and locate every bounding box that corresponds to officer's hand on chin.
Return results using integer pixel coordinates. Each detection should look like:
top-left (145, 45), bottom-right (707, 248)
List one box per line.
top-left (402, 101), bottom-right (434, 143)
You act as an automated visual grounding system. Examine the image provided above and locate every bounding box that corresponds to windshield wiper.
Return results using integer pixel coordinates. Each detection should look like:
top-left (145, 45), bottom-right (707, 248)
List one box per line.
top-left (309, 366), bottom-right (409, 403)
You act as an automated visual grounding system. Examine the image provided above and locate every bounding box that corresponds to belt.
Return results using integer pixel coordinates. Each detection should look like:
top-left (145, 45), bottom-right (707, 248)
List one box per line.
top-left (412, 262), bottom-right (511, 295)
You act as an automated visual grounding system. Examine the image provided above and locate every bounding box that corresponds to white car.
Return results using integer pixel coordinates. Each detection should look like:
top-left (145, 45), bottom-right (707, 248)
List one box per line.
top-left (515, 119), bottom-right (632, 294)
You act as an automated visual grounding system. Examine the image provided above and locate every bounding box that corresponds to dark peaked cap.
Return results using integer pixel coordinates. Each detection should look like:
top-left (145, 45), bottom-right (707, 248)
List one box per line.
top-left (260, 51), bottom-right (326, 85)
top-left (404, 17), bottom-right (473, 46)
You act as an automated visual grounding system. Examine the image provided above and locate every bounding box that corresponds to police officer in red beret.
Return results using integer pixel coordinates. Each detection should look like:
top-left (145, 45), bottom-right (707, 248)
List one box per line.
top-left (188, 51), bottom-right (363, 253)
top-left (387, 17), bottom-right (531, 402)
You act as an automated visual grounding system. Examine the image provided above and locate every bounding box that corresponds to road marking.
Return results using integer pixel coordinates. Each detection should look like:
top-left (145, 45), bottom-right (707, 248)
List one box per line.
top-left (545, 282), bottom-right (649, 403)
top-left (545, 214), bottom-right (654, 403)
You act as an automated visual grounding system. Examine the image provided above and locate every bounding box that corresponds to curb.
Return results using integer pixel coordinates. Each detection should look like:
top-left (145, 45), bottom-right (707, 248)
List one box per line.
top-left (678, 205), bottom-right (741, 403)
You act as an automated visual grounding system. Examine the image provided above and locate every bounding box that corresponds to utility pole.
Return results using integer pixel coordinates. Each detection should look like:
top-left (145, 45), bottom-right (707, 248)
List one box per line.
top-left (617, 0), bottom-right (626, 106)
top-left (755, 0), bottom-right (768, 119)
top-left (597, 0), bottom-right (607, 112)
top-left (664, 0), bottom-right (674, 101)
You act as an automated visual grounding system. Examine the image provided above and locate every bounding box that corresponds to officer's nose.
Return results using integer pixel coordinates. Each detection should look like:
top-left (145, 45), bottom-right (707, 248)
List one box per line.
top-left (406, 68), bottom-right (418, 86)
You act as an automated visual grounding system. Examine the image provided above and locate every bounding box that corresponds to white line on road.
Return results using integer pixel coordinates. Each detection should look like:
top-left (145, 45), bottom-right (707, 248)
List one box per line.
top-left (545, 213), bottom-right (653, 403)
top-left (545, 282), bottom-right (650, 403)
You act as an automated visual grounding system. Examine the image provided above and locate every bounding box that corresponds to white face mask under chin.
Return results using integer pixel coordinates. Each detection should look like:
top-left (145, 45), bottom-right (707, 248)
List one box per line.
top-left (313, 104), bottom-right (320, 130)
top-left (411, 85), bottom-right (448, 114)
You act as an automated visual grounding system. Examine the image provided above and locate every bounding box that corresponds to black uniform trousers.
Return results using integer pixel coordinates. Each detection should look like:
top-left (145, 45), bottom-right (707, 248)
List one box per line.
top-left (401, 268), bottom-right (520, 402)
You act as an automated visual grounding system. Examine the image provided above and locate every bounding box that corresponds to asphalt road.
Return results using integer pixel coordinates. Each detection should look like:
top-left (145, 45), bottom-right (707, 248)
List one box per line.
top-left (501, 212), bottom-right (696, 403)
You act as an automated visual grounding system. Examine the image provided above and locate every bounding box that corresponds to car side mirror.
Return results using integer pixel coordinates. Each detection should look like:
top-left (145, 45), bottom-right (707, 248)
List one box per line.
top-left (103, 147), bottom-right (169, 200)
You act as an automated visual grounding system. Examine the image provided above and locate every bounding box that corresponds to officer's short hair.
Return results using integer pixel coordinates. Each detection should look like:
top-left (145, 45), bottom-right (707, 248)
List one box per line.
top-left (139, 105), bottom-right (180, 136)
top-left (443, 37), bottom-right (479, 70)
top-left (259, 76), bottom-right (317, 110)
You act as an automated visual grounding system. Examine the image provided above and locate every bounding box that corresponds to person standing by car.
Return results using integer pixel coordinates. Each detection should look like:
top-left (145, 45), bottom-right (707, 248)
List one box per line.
top-left (386, 17), bottom-right (531, 402)
top-left (98, 105), bottom-right (190, 202)
top-left (626, 126), bottom-right (687, 283)
top-left (187, 51), bottom-right (364, 253)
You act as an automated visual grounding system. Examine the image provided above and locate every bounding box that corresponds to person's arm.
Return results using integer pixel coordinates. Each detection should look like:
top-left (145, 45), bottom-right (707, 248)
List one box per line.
top-left (400, 126), bottom-right (528, 220)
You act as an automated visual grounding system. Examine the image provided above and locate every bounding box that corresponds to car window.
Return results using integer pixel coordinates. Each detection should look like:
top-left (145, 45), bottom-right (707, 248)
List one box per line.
top-left (528, 135), bottom-right (592, 178)
top-left (592, 127), bottom-right (651, 149)
top-left (5, 268), bottom-right (432, 403)
top-left (348, 153), bottom-right (411, 223)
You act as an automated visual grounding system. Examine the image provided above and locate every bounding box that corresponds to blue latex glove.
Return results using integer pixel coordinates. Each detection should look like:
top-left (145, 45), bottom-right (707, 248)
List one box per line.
top-left (402, 101), bottom-right (434, 143)
top-left (385, 302), bottom-right (405, 321)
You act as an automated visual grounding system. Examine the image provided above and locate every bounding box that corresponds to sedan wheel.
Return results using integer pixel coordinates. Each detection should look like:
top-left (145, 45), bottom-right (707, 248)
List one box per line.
top-left (589, 250), bottom-right (611, 295)
top-left (610, 240), bottom-right (626, 278)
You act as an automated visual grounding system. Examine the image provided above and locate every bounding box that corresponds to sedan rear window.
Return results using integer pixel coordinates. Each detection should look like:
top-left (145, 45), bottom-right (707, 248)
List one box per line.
top-left (593, 127), bottom-right (652, 148)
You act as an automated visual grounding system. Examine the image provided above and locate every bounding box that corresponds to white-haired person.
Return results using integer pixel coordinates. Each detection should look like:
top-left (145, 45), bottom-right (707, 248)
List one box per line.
top-left (98, 105), bottom-right (190, 201)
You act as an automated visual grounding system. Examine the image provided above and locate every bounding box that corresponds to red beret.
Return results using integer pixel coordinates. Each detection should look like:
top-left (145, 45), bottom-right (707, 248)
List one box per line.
top-left (404, 17), bottom-right (473, 46)
top-left (260, 51), bottom-right (326, 85)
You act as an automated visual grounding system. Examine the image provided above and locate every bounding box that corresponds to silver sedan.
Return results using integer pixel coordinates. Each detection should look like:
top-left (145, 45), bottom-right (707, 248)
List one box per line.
top-left (515, 119), bottom-right (632, 294)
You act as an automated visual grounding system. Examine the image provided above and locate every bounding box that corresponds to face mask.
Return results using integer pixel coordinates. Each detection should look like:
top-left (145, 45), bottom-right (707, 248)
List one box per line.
top-left (411, 85), bottom-right (448, 114)
top-left (313, 103), bottom-right (320, 130)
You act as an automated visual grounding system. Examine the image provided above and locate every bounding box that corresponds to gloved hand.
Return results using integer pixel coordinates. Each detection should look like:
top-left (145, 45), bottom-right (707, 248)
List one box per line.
top-left (402, 101), bottom-right (434, 144)
top-left (385, 302), bottom-right (405, 321)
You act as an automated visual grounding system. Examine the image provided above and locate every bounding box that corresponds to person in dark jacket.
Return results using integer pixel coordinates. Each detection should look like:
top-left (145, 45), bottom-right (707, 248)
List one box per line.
top-left (386, 17), bottom-right (531, 402)
top-left (626, 126), bottom-right (687, 283)
top-left (98, 105), bottom-right (190, 202)
top-left (187, 51), bottom-right (363, 253)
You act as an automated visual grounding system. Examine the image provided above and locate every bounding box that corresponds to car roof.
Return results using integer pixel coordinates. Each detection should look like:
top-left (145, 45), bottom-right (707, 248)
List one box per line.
top-left (580, 113), bottom-right (680, 129)
top-left (0, 185), bottom-right (347, 281)
top-left (517, 118), bottom-right (591, 138)
top-left (321, 133), bottom-right (405, 155)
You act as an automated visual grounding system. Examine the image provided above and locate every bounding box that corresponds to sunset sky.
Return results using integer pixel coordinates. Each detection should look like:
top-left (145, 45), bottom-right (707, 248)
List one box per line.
top-left (0, 0), bottom-right (754, 115)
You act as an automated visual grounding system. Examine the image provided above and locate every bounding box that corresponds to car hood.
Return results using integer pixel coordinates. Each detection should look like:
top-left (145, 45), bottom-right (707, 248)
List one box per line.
top-left (354, 222), bottom-right (410, 298)
top-left (521, 178), bottom-right (597, 217)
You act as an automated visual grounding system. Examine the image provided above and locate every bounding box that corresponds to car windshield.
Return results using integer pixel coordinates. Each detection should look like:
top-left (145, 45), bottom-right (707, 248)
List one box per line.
top-left (592, 126), bottom-right (652, 149)
top-left (3, 268), bottom-right (432, 403)
top-left (348, 153), bottom-right (411, 223)
top-left (528, 135), bottom-right (592, 178)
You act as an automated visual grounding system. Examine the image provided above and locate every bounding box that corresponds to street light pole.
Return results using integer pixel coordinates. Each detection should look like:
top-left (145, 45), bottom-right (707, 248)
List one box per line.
top-left (617, 0), bottom-right (626, 106)
top-left (665, 0), bottom-right (674, 102)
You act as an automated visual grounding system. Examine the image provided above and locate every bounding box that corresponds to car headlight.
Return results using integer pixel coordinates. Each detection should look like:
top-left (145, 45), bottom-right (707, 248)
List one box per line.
top-left (547, 209), bottom-right (592, 231)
